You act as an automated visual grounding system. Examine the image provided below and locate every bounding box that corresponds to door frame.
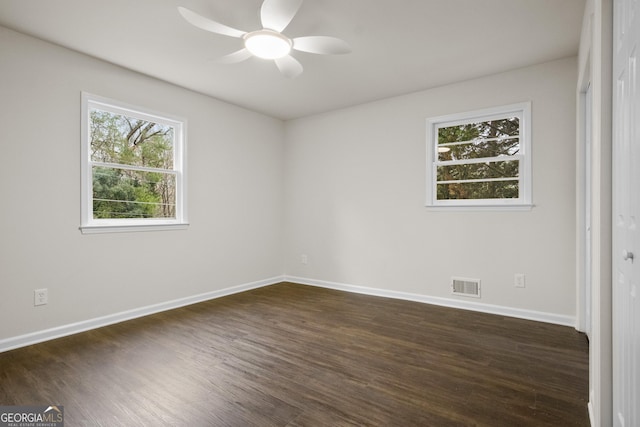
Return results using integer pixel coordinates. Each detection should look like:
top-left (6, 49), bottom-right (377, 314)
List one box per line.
top-left (576, 0), bottom-right (613, 425)
top-left (577, 71), bottom-right (593, 337)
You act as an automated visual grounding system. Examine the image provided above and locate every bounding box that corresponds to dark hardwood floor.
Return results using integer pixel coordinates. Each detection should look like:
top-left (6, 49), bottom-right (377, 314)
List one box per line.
top-left (0, 282), bottom-right (589, 426)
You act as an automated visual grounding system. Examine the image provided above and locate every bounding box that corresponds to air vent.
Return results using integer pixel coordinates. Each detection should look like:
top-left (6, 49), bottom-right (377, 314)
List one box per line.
top-left (451, 277), bottom-right (481, 298)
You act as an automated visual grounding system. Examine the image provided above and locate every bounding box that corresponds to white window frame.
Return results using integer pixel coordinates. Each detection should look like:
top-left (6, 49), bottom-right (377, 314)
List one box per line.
top-left (425, 102), bottom-right (532, 210)
top-left (80, 92), bottom-right (188, 233)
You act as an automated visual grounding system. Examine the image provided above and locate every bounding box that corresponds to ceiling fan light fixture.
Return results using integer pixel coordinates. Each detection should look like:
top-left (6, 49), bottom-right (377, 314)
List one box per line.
top-left (244, 30), bottom-right (292, 59)
top-left (177, 0), bottom-right (350, 78)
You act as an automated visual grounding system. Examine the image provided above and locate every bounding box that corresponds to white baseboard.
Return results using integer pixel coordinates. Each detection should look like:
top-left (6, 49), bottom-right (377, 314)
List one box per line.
top-left (0, 274), bottom-right (576, 353)
top-left (284, 276), bottom-right (575, 327)
top-left (0, 276), bottom-right (285, 353)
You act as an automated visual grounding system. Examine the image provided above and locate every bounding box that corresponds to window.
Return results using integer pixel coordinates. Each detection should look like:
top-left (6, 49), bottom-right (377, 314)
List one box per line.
top-left (80, 93), bottom-right (187, 233)
top-left (426, 102), bottom-right (532, 209)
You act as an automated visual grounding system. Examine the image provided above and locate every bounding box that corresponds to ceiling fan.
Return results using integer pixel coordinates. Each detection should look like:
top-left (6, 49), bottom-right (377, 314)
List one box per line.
top-left (178, 0), bottom-right (351, 78)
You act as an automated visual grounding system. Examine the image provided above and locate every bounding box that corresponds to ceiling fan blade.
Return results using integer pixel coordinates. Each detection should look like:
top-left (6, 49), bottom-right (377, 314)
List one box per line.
top-left (215, 48), bottom-right (253, 64)
top-left (260, 0), bottom-right (303, 32)
top-left (293, 36), bottom-right (351, 55)
top-left (178, 7), bottom-right (246, 38)
top-left (274, 55), bottom-right (303, 78)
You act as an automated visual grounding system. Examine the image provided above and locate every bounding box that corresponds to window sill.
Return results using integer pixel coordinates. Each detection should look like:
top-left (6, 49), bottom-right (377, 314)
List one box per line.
top-left (424, 204), bottom-right (534, 212)
top-left (80, 223), bottom-right (189, 234)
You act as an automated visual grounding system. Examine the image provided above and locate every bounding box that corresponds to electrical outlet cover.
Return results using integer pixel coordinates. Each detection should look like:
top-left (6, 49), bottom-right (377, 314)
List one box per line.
top-left (34, 288), bottom-right (48, 306)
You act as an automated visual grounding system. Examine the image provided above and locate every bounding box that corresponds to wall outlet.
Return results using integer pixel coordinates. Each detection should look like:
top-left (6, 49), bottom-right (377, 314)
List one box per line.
top-left (34, 288), bottom-right (48, 306)
top-left (514, 273), bottom-right (526, 288)
top-left (301, 254), bottom-right (308, 265)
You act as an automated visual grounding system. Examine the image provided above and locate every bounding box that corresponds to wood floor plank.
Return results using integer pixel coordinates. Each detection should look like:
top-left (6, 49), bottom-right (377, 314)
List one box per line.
top-left (0, 282), bottom-right (589, 426)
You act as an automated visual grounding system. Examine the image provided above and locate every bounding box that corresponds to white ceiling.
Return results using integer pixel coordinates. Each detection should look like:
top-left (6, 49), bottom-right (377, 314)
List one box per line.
top-left (0, 0), bottom-right (585, 120)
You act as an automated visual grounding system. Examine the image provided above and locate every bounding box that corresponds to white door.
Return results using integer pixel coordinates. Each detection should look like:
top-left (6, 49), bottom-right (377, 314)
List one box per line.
top-left (613, 0), bottom-right (640, 425)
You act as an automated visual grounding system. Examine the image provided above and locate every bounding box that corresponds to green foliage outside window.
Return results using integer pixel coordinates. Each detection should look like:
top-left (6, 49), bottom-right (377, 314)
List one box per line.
top-left (436, 117), bottom-right (520, 200)
top-left (90, 109), bottom-right (176, 219)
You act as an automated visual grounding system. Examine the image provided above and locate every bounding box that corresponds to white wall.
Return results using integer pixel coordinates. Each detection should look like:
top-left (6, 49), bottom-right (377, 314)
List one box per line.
top-left (284, 57), bottom-right (578, 319)
top-left (0, 27), bottom-right (284, 341)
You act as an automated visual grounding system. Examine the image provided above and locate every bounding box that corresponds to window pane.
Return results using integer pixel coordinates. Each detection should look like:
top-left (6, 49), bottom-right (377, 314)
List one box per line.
top-left (438, 138), bottom-right (519, 161)
top-left (437, 160), bottom-right (519, 182)
top-left (437, 181), bottom-right (519, 200)
top-left (437, 117), bottom-right (520, 161)
top-left (90, 109), bottom-right (174, 169)
top-left (92, 166), bottom-right (176, 219)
